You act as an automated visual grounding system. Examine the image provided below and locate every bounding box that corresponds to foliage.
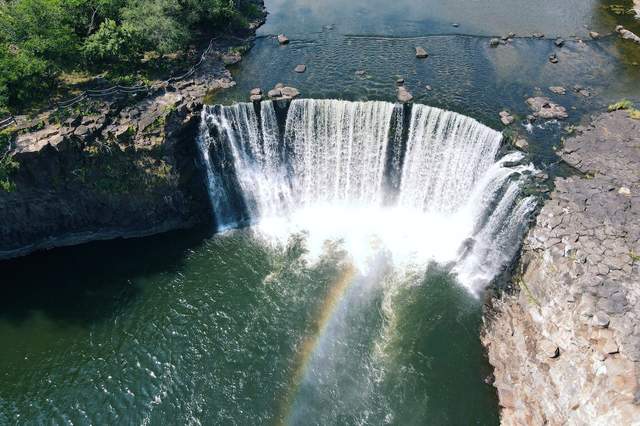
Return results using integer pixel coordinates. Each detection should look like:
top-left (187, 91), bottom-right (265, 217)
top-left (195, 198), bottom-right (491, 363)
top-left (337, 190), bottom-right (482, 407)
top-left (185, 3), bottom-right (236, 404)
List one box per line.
top-left (607, 99), bottom-right (640, 119)
top-left (0, 130), bottom-right (18, 191)
top-left (0, 0), bottom-right (262, 113)
top-left (83, 18), bottom-right (141, 65)
top-left (607, 99), bottom-right (634, 111)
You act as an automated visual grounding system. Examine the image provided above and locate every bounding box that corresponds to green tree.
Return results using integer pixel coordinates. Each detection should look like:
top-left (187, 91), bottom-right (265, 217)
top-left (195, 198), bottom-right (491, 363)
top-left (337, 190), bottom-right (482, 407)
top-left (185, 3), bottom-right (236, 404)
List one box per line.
top-left (83, 18), bottom-right (140, 64)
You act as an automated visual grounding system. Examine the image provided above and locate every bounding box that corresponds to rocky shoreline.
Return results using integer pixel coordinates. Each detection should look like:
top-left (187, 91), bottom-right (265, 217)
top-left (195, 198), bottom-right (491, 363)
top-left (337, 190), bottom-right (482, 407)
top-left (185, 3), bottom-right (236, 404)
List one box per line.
top-left (483, 110), bottom-right (640, 424)
top-left (0, 5), bottom-right (267, 261)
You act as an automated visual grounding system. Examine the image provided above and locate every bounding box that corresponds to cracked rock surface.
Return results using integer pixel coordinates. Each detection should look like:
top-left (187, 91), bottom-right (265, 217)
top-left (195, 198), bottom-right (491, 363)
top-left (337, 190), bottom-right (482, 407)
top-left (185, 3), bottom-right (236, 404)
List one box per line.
top-left (483, 110), bottom-right (640, 425)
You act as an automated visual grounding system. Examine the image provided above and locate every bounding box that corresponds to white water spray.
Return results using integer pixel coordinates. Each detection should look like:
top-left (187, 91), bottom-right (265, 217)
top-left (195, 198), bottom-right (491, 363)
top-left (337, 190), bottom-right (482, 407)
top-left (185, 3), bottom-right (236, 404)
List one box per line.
top-left (198, 99), bottom-right (536, 294)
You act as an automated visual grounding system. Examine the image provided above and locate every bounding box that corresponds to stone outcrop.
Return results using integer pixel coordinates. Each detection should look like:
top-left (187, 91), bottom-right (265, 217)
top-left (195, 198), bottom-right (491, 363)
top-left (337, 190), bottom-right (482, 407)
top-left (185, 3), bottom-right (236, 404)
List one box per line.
top-left (397, 86), bottom-right (414, 103)
top-left (526, 96), bottom-right (568, 119)
top-left (415, 46), bottom-right (428, 58)
top-left (499, 110), bottom-right (515, 125)
top-left (616, 25), bottom-right (640, 45)
top-left (0, 6), bottom-right (267, 260)
top-left (483, 110), bottom-right (640, 424)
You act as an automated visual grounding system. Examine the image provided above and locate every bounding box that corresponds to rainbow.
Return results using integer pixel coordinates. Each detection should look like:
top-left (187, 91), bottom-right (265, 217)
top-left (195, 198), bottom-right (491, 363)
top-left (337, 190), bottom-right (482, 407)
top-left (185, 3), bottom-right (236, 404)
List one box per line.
top-left (274, 264), bottom-right (357, 425)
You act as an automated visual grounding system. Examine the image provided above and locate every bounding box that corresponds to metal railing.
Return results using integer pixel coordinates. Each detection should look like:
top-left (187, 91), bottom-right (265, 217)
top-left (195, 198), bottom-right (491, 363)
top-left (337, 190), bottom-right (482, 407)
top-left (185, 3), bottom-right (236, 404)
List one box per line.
top-left (57, 37), bottom-right (219, 109)
top-left (0, 36), bottom-right (221, 129)
top-left (0, 116), bottom-right (16, 131)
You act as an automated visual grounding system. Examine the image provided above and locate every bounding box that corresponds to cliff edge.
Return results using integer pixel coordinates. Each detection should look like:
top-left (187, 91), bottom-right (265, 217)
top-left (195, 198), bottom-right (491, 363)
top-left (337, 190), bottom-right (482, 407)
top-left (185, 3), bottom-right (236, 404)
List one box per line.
top-left (483, 110), bottom-right (640, 424)
top-left (0, 4), bottom-right (266, 260)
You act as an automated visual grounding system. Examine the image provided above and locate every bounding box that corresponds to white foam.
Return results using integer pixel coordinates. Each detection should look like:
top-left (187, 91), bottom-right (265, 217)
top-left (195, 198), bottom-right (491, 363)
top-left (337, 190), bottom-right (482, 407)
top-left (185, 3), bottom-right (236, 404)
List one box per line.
top-left (199, 99), bottom-right (537, 295)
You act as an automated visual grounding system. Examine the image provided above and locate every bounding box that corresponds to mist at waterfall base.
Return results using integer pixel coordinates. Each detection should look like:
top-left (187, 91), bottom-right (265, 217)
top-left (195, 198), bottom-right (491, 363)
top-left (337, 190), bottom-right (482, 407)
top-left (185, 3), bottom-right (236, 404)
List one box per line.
top-left (199, 99), bottom-right (536, 295)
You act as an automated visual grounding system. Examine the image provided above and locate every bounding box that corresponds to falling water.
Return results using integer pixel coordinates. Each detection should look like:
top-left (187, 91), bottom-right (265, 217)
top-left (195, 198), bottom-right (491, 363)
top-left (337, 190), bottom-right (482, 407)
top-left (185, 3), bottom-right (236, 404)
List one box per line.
top-left (198, 99), bottom-right (536, 293)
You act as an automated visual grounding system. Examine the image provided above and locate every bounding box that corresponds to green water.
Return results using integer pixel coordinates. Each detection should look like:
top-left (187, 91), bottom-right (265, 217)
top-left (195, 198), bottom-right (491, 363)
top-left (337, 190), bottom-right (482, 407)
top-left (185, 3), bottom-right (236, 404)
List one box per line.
top-left (0, 229), bottom-right (497, 424)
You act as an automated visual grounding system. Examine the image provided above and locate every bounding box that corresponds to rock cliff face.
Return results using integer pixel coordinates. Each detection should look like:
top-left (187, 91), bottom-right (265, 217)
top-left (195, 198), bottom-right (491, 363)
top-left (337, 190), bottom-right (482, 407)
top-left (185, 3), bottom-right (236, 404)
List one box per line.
top-left (483, 111), bottom-right (640, 424)
top-left (0, 7), bottom-right (266, 260)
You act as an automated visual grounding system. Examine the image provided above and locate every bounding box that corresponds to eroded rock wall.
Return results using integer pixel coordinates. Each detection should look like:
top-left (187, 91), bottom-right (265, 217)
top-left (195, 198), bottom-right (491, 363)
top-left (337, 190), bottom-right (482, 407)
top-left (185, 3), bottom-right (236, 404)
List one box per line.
top-left (483, 110), bottom-right (640, 424)
top-left (0, 25), bottom-right (265, 259)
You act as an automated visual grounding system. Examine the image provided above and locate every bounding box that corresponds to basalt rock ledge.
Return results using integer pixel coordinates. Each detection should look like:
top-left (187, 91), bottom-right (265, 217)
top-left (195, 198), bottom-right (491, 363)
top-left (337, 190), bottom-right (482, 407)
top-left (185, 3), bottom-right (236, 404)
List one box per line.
top-left (483, 110), bottom-right (640, 424)
top-left (0, 6), bottom-right (266, 261)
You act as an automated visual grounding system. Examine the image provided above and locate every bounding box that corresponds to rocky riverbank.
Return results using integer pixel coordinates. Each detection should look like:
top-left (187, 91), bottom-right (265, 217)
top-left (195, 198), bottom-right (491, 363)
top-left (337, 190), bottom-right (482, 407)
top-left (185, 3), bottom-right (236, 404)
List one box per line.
top-left (483, 110), bottom-right (640, 424)
top-left (0, 5), bottom-right (266, 261)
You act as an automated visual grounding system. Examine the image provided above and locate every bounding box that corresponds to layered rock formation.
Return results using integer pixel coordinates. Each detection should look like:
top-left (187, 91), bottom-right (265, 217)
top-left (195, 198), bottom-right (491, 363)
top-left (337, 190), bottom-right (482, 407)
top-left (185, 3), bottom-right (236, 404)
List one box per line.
top-left (0, 7), bottom-right (266, 260)
top-left (483, 110), bottom-right (640, 424)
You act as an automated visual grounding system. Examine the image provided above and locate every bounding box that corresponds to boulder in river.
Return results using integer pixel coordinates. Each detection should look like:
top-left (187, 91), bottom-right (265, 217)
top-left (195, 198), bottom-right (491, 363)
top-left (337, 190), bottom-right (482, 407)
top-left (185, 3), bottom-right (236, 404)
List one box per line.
top-left (526, 96), bottom-right (568, 119)
top-left (268, 88), bottom-right (282, 98)
top-left (415, 46), bottom-right (429, 58)
top-left (355, 70), bottom-right (367, 77)
top-left (280, 86), bottom-right (300, 98)
top-left (589, 31), bottom-right (600, 40)
top-left (397, 86), bottom-right (413, 103)
top-left (490, 38), bottom-right (500, 47)
top-left (514, 138), bottom-right (529, 150)
top-left (250, 94), bottom-right (263, 103)
top-left (548, 53), bottom-right (558, 63)
top-left (532, 32), bottom-right (545, 39)
top-left (396, 78), bottom-right (405, 86)
top-left (554, 38), bottom-right (565, 47)
top-left (549, 86), bottom-right (566, 95)
top-left (250, 88), bottom-right (262, 96)
top-left (277, 34), bottom-right (289, 45)
top-left (616, 25), bottom-right (640, 44)
top-left (294, 64), bottom-right (306, 73)
top-left (499, 110), bottom-right (515, 125)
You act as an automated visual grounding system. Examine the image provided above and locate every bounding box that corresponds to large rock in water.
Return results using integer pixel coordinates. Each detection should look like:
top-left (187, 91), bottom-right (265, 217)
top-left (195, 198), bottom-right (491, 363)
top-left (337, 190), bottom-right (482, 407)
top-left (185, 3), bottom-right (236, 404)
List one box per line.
top-left (397, 86), bottom-right (414, 103)
top-left (616, 25), bottom-right (640, 44)
top-left (277, 34), bottom-right (289, 45)
top-left (526, 96), bottom-right (568, 119)
top-left (280, 86), bottom-right (300, 98)
top-left (415, 46), bottom-right (428, 58)
top-left (482, 110), bottom-right (640, 425)
top-left (268, 88), bottom-right (282, 98)
top-left (499, 110), bottom-right (515, 125)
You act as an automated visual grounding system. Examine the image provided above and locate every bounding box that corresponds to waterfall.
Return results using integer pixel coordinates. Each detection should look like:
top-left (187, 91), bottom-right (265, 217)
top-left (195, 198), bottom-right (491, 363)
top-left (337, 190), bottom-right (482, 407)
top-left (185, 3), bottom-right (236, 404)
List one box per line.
top-left (198, 99), bottom-right (536, 293)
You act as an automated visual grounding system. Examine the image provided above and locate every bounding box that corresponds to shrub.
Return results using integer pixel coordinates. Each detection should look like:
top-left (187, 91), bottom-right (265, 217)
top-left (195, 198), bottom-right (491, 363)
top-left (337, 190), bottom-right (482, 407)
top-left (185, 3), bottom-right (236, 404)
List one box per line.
top-left (607, 99), bottom-right (634, 111)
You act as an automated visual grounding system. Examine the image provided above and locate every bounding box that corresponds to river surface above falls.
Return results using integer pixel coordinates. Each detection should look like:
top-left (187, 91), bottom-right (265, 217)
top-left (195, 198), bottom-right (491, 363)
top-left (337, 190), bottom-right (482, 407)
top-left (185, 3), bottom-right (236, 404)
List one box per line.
top-left (2, 0), bottom-right (640, 424)
top-left (218, 0), bottom-right (640, 167)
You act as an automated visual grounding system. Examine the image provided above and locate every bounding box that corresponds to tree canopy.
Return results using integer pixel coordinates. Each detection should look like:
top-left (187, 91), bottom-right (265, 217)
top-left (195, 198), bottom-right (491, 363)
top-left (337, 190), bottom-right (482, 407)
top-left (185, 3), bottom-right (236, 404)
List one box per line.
top-left (0, 0), bottom-right (260, 114)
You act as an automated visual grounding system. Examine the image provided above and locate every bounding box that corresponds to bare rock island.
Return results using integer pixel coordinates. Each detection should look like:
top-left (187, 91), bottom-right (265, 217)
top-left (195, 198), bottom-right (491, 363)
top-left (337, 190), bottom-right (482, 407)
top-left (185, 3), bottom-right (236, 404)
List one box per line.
top-left (483, 110), bottom-right (640, 424)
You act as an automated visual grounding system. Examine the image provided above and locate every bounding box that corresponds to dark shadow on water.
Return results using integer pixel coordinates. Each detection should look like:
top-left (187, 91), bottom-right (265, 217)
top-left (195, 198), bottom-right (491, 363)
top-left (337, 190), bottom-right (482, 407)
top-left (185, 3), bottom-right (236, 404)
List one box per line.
top-left (0, 226), bottom-right (210, 325)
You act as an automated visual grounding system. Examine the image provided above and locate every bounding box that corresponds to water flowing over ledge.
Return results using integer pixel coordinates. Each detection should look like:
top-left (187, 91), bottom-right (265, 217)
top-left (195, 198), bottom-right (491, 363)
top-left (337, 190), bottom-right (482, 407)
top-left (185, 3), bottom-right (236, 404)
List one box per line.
top-left (197, 99), bottom-right (537, 294)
